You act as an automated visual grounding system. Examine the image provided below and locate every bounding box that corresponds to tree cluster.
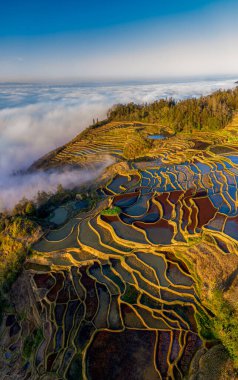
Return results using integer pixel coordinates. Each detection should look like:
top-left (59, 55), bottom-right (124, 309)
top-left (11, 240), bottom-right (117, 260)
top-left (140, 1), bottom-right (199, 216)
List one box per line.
top-left (108, 87), bottom-right (238, 133)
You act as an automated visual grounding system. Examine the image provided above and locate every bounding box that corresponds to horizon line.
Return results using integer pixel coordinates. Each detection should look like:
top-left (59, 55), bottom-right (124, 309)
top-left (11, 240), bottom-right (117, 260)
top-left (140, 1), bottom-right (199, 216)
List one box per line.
top-left (0, 73), bottom-right (238, 85)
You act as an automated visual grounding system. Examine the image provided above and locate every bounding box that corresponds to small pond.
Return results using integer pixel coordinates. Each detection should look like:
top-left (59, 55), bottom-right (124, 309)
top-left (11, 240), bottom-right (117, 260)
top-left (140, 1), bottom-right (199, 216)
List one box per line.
top-left (49, 207), bottom-right (68, 225)
top-left (147, 134), bottom-right (166, 140)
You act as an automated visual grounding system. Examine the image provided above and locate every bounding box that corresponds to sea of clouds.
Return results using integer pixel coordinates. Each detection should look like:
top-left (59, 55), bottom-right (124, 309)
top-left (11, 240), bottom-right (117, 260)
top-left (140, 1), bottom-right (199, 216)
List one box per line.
top-left (0, 78), bottom-right (236, 210)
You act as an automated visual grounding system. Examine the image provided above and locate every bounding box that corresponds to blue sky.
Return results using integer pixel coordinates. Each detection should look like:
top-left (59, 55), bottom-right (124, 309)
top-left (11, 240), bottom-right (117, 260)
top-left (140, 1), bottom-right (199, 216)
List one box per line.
top-left (0, 0), bottom-right (238, 80)
top-left (0, 0), bottom-right (222, 36)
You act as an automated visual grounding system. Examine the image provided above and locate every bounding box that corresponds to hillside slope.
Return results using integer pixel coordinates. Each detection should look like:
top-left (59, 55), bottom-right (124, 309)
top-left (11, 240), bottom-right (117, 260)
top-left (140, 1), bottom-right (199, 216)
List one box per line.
top-left (1, 102), bottom-right (238, 379)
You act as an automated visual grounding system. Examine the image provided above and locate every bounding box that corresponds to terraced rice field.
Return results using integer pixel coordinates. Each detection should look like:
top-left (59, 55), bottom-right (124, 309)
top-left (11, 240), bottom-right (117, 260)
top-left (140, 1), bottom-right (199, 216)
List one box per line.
top-left (34, 122), bottom-right (159, 169)
top-left (2, 121), bottom-right (238, 379)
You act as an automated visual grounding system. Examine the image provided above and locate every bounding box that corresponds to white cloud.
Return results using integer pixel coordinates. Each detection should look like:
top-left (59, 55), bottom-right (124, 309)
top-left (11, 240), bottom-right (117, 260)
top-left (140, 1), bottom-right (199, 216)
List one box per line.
top-left (0, 163), bottom-right (113, 211)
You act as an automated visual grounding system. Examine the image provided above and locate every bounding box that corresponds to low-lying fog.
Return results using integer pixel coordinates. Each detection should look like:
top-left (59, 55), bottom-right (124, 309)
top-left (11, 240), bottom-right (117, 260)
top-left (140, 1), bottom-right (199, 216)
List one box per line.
top-left (0, 78), bottom-right (236, 210)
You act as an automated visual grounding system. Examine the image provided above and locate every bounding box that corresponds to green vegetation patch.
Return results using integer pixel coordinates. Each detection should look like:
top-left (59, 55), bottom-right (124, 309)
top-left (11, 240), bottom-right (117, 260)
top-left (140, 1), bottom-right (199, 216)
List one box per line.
top-left (0, 213), bottom-right (42, 322)
top-left (0, 217), bottom-right (40, 289)
top-left (23, 328), bottom-right (44, 359)
top-left (196, 290), bottom-right (238, 367)
top-left (195, 310), bottom-right (216, 341)
top-left (101, 206), bottom-right (121, 216)
top-left (211, 290), bottom-right (238, 367)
